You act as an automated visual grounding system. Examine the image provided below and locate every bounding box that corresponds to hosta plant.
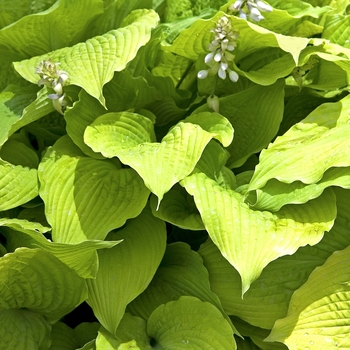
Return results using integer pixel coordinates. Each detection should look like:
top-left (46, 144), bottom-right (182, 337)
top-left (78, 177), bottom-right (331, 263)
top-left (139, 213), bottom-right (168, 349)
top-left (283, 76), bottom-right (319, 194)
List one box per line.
top-left (1, 0), bottom-right (350, 349)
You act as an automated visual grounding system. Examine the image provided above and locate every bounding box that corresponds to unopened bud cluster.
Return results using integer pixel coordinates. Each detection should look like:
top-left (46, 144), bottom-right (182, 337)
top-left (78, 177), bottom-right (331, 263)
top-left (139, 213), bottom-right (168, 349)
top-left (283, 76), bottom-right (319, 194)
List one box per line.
top-left (197, 15), bottom-right (239, 83)
top-left (36, 58), bottom-right (69, 114)
top-left (229, 0), bottom-right (273, 21)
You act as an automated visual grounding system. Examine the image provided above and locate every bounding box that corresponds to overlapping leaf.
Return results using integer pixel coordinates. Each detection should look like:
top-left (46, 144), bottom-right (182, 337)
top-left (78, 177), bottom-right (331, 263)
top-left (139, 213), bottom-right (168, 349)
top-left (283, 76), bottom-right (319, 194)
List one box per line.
top-left (85, 111), bottom-right (233, 204)
top-left (182, 172), bottom-right (336, 294)
top-left (147, 296), bottom-right (237, 350)
top-left (266, 243), bottom-right (350, 348)
top-left (0, 247), bottom-right (87, 323)
top-left (127, 242), bottom-right (235, 332)
top-left (86, 206), bottom-right (166, 336)
top-left (194, 80), bottom-right (285, 168)
top-left (198, 187), bottom-right (350, 329)
top-left (38, 135), bottom-right (149, 243)
top-left (0, 0), bottom-right (104, 58)
top-left (0, 159), bottom-right (38, 211)
top-left (0, 309), bottom-right (51, 350)
top-left (96, 315), bottom-right (151, 350)
top-left (2, 217), bottom-right (121, 279)
top-left (248, 95), bottom-right (350, 209)
top-left (13, 9), bottom-right (159, 106)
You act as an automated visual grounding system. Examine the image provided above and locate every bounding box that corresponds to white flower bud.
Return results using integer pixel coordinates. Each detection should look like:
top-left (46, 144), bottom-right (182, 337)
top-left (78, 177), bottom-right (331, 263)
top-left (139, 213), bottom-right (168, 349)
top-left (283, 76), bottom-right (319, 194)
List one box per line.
top-left (197, 70), bottom-right (209, 79)
top-left (207, 95), bottom-right (220, 113)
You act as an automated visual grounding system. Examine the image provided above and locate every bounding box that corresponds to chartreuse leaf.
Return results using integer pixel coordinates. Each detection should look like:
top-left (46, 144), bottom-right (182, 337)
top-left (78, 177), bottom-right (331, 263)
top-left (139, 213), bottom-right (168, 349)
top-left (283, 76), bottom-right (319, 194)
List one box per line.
top-left (246, 166), bottom-right (350, 212)
top-left (49, 322), bottom-right (79, 350)
top-left (266, 243), bottom-right (350, 348)
top-left (127, 243), bottom-right (237, 333)
top-left (0, 309), bottom-right (51, 350)
top-left (148, 296), bottom-right (237, 349)
top-left (13, 9), bottom-right (160, 106)
top-left (96, 314), bottom-right (151, 350)
top-left (323, 14), bottom-right (350, 48)
top-left (182, 172), bottom-right (336, 294)
top-left (2, 218), bottom-right (121, 279)
top-left (0, 159), bottom-right (38, 211)
top-left (194, 79), bottom-right (284, 168)
top-left (248, 94), bottom-right (350, 195)
top-left (252, 0), bottom-right (330, 37)
top-left (86, 205), bottom-right (166, 336)
top-left (38, 135), bottom-right (149, 243)
top-left (198, 187), bottom-right (350, 329)
top-left (0, 247), bottom-right (87, 323)
top-left (85, 111), bottom-right (233, 204)
top-left (0, 0), bottom-right (104, 58)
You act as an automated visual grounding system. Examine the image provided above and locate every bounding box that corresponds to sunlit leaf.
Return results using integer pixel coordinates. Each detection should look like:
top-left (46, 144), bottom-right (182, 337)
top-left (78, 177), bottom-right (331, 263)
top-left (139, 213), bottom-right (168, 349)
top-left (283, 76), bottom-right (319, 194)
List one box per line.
top-left (85, 111), bottom-right (233, 204)
top-left (199, 187), bottom-right (350, 329)
top-left (266, 243), bottom-right (350, 348)
top-left (38, 135), bottom-right (149, 243)
top-left (248, 94), bottom-right (350, 192)
top-left (182, 172), bottom-right (336, 294)
top-left (13, 9), bottom-right (159, 106)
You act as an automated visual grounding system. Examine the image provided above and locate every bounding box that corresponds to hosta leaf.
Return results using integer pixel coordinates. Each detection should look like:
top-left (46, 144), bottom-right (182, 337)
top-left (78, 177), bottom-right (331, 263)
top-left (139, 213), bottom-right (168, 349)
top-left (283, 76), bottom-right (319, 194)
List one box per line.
top-left (49, 322), bottom-right (79, 350)
top-left (0, 139), bottom-right (38, 169)
top-left (266, 244), bottom-right (350, 348)
top-left (64, 89), bottom-right (107, 159)
top-left (150, 186), bottom-right (205, 230)
top-left (0, 0), bottom-right (57, 28)
top-left (247, 166), bottom-right (350, 212)
top-left (194, 80), bottom-right (284, 168)
top-left (86, 205), bottom-right (166, 336)
top-left (0, 309), bottom-right (51, 350)
top-left (96, 315), bottom-right (151, 350)
top-left (182, 172), bottom-right (336, 294)
top-left (147, 296), bottom-right (237, 350)
top-left (0, 159), bottom-right (38, 211)
top-left (0, 0), bottom-right (104, 58)
top-left (0, 247), bottom-right (87, 323)
top-left (323, 14), bottom-right (350, 48)
top-left (249, 94), bottom-right (350, 192)
top-left (74, 322), bottom-right (100, 349)
top-left (38, 135), bottom-right (149, 243)
top-left (198, 187), bottom-right (350, 329)
top-left (88, 0), bottom-right (153, 37)
top-left (3, 220), bottom-right (121, 279)
top-left (85, 111), bottom-right (233, 204)
top-left (13, 9), bottom-right (159, 106)
top-left (127, 242), bottom-right (235, 332)
top-left (232, 317), bottom-right (288, 350)
top-left (253, 1), bottom-right (329, 37)
top-left (0, 85), bottom-right (38, 147)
